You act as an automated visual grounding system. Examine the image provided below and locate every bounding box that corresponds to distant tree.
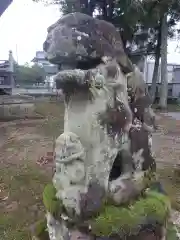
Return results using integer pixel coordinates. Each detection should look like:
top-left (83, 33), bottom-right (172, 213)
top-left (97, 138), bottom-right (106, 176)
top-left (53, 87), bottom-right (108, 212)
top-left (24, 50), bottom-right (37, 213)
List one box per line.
top-left (33, 0), bottom-right (180, 107)
top-left (142, 0), bottom-right (180, 108)
top-left (159, 13), bottom-right (168, 109)
top-left (14, 63), bottom-right (46, 85)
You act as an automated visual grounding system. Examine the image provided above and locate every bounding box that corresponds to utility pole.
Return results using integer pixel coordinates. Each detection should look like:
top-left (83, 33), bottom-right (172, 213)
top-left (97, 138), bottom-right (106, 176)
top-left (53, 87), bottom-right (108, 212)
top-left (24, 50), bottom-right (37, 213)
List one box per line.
top-left (8, 50), bottom-right (15, 91)
top-left (15, 44), bottom-right (18, 64)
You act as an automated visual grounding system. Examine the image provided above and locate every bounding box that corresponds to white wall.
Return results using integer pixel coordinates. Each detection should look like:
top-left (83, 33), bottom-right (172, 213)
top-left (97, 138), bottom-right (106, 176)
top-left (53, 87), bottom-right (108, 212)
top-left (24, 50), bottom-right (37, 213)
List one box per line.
top-left (144, 60), bottom-right (180, 84)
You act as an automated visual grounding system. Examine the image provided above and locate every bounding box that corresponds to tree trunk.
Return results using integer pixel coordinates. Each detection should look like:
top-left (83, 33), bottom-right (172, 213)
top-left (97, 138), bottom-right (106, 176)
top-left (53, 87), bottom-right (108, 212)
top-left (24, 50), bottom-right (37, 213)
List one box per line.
top-left (107, 0), bottom-right (114, 21)
top-left (121, 31), bottom-right (128, 51)
top-left (159, 13), bottom-right (168, 109)
top-left (150, 25), bottom-right (161, 103)
top-left (80, 0), bottom-right (89, 14)
top-left (74, 0), bottom-right (81, 12)
top-left (101, 0), bottom-right (108, 20)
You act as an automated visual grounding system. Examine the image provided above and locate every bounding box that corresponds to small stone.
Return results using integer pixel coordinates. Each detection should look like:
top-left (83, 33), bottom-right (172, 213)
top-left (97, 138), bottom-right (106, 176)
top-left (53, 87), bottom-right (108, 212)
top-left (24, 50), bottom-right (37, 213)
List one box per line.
top-left (6, 201), bottom-right (18, 212)
top-left (69, 230), bottom-right (92, 240)
top-left (77, 36), bottom-right (81, 41)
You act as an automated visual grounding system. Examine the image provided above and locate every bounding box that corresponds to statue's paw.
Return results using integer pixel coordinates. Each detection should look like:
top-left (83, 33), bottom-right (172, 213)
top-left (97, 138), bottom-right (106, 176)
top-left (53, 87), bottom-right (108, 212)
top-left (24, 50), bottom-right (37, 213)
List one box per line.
top-left (109, 176), bottom-right (140, 204)
top-left (55, 69), bottom-right (87, 93)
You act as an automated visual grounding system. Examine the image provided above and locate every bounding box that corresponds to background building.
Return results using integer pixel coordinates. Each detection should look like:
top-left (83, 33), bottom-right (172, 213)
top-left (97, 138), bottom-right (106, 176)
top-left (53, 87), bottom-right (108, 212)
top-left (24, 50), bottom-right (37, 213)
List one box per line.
top-left (31, 51), bottom-right (58, 90)
top-left (31, 51), bottom-right (58, 77)
top-left (144, 60), bottom-right (180, 99)
top-left (0, 51), bottom-right (15, 94)
top-left (0, 1), bottom-right (14, 94)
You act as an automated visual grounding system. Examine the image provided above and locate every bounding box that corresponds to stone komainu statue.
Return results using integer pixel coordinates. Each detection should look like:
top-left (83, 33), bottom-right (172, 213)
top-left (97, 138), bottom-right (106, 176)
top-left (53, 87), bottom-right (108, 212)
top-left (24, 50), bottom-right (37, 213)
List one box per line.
top-left (33, 12), bottom-right (172, 240)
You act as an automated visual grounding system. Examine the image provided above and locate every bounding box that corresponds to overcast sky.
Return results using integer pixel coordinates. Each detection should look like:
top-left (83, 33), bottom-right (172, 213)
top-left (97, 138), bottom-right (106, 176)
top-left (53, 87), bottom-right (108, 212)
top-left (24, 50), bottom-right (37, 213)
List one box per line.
top-left (0, 0), bottom-right (60, 64)
top-left (0, 0), bottom-right (180, 65)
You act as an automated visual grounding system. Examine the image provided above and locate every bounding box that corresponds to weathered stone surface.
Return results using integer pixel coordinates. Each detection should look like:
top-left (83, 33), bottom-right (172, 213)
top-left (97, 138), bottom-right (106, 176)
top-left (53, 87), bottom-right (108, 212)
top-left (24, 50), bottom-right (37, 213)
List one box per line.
top-left (52, 59), bottom-right (157, 219)
top-left (127, 66), bottom-right (156, 132)
top-left (129, 119), bottom-right (156, 171)
top-left (108, 172), bottom-right (145, 204)
top-left (47, 65), bottom-right (158, 239)
top-left (0, 103), bottom-right (35, 120)
top-left (0, 96), bottom-right (37, 121)
top-left (79, 181), bottom-right (105, 219)
top-left (43, 12), bottom-right (133, 73)
top-left (127, 65), bottom-right (148, 99)
top-left (42, 12), bottom-right (166, 240)
top-left (69, 230), bottom-right (92, 240)
top-left (46, 212), bottom-right (69, 240)
top-left (53, 60), bottom-right (135, 209)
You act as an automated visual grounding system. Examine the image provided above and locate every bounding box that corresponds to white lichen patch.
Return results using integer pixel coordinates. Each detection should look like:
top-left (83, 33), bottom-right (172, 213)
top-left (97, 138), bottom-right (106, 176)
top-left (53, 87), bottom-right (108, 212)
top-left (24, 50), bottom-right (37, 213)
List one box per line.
top-left (47, 212), bottom-right (69, 240)
top-left (132, 148), bottom-right (144, 171)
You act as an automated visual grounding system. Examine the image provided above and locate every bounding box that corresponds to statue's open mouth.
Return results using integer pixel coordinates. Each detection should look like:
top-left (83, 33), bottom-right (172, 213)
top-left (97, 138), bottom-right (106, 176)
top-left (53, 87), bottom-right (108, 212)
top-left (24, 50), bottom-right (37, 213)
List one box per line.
top-left (58, 57), bottom-right (103, 71)
top-left (74, 57), bottom-right (104, 71)
top-left (54, 57), bottom-right (106, 96)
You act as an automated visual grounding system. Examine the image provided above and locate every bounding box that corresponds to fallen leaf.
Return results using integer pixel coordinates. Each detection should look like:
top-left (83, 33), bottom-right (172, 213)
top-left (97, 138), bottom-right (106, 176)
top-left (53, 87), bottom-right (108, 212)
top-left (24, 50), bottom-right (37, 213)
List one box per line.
top-left (1, 195), bottom-right (9, 201)
top-left (6, 201), bottom-right (18, 212)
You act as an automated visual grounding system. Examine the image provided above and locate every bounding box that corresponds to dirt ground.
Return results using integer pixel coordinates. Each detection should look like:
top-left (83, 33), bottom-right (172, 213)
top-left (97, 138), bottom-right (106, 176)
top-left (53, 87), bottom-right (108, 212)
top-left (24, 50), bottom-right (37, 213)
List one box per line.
top-left (0, 102), bottom-right (180, 239)
top-left (0, 102), bottom-right (64, 240)
top-left (153, 113), bottom-right (180, 167)
top-left (153, 112), bottom-right (180, 212)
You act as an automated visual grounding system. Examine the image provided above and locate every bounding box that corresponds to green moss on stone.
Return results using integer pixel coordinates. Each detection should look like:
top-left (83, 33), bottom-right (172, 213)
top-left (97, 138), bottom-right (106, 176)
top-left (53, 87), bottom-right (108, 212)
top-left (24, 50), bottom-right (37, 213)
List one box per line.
top-left (43, 183), bottom-right (63, 216)
top-left (34, 219), bottom-right (47, 236)
top-left (143, 170), bottom-right (157, 188)
top-left (146, 191), bottom-right (170, 212)
top-left (33, 219), bottom-right (49, 240)
top-left (90, 191), bottom-right (170, 237)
